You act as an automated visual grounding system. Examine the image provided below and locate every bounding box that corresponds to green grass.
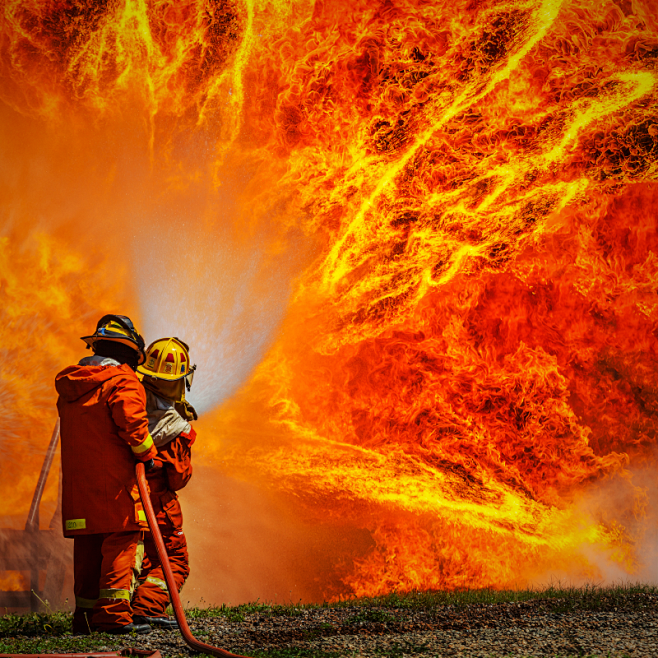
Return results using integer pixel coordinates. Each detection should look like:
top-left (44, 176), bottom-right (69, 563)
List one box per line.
top-left (323, 581), bottom-right (658, 611)
top-left (185, 602), bottom-right (247, 622)
top-left (0, 611), bottom-right (72, 637)
top-left (184, 581), bottom-right (658, 617)
top-left (0, 635), bottom-right (124, 654)
top-left (1, 583), bottom-right (655, 657)
top-left (184, 600), bottom-right (313, 620)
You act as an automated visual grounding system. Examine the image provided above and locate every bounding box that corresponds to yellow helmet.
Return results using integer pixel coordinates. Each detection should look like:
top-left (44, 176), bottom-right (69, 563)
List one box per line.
top-left (81, 314), bottom-right (146, 365)
top-left (137, 337), bottom-right (196, 388)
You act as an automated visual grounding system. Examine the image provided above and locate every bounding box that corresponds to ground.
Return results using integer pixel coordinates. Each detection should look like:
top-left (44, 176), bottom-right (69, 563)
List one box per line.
top-left (1, 587), bottom-right (656, 657)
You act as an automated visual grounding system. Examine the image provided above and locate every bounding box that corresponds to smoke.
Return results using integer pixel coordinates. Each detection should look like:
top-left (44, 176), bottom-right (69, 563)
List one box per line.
top-left (528, 461), bottom-right (658, 590)
top-left (181, 465), bottom-right (373, 605)
top-left (577, 466), bottom-right (658, 587)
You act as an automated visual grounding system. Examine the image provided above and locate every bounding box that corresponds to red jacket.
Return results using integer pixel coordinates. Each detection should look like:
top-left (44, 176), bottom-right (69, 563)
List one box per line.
top-left (55, 362), bottom-right (157, 537)
top-left (146, 428), bottom-right (196, 529)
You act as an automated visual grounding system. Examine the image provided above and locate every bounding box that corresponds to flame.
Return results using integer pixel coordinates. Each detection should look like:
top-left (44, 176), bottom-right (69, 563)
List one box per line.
top-left (0, 232), bottom-right (130, 522)
top-left (0, 570), bottom-right (29, 593)
top-left (1, 0), bottom-right (658, 601)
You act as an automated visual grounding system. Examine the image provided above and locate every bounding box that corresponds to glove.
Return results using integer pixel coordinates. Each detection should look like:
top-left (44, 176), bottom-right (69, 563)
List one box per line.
top-left (143, 458), bottom-right (156, 471)
top-left (176, 399), bottom-right (198, 421)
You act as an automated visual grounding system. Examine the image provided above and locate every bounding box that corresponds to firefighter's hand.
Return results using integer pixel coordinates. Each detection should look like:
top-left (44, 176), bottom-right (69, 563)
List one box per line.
top-left (143, 458), bottom-right (157, 471)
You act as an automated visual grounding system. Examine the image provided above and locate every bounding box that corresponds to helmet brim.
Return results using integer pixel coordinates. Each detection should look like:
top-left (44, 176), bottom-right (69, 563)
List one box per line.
top-left (81, 335), bottom-right (146, 365)
top-left (136, 367), bottom-right (187, 381)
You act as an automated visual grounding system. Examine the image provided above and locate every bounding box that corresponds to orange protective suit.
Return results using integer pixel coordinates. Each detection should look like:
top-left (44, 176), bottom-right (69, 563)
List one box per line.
top-left (56, 358), bottom-right (157, 632)
top-left (132, 427), bottom-right (196, 618)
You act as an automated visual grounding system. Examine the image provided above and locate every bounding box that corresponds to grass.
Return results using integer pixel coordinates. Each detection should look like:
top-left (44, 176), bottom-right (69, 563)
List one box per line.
top-left (180, 581), bottom-right (658, 618)
top-left (0, 583), bottom-right (655, 657)
top-left (323, 580), bottom-right (658, 611)
top-left (0, 635), bottom-right (124, 654)
top-left (0, 611), bottom-right (72, 637)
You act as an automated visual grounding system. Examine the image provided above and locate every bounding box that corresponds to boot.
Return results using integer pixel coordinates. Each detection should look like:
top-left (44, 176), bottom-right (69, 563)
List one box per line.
top-left (133, 614), bottom-right (179, 630)
top-left (99, 622), bottom-right (152, 635)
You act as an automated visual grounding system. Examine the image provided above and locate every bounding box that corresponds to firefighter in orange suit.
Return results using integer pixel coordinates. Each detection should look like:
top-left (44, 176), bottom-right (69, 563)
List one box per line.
top-left (131, 337), bottom-right (197, 629)
top-left (55, 315), bottom-right (157, 635)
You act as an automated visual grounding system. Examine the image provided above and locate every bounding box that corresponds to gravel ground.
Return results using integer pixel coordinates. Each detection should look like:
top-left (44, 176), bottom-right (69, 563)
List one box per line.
top-left (114, 593), bottom-right (658, 657)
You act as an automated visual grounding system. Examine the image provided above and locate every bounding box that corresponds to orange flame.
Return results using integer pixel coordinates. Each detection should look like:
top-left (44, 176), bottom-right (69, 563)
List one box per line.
top-left (1, 0), bottom-right (657, 601)
top-left (0, 571), bottom-right (29, 593)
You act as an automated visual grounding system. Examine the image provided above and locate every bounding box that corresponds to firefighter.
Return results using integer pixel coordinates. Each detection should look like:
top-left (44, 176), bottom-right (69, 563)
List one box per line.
top-left (131, 337), bottom-right (197, 629)
top-left (55, 315), bottom-right (157, 635)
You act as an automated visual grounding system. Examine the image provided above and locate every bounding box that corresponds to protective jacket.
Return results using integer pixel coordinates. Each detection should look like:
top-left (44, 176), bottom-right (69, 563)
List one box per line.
top-left (55, 358), bottom-right (157, 537)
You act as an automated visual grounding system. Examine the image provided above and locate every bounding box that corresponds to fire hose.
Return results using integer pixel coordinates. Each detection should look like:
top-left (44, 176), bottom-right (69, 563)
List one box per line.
top-left (134, 461), bottom-right (249, 658)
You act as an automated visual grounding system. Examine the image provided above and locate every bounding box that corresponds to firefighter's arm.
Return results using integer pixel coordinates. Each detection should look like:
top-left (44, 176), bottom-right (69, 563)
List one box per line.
top-left (162, 427), bottom-right (196, 491)
top-left (108, 372), bottom-right (157, 461)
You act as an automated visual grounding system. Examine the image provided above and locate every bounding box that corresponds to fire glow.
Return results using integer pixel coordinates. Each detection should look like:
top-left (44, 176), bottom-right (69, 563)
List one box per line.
top-left (1, 0), bottom-right (657, 602)
top-left (0, 571), bottom-right (28, 593)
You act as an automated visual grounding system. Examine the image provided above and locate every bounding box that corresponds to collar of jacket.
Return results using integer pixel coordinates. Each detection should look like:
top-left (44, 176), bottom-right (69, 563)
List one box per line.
top-left (55, 361), bottom-right (136, 403)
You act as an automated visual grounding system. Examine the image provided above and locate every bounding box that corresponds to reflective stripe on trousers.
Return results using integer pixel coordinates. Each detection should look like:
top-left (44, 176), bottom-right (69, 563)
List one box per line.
top-left (145, 575), bottom-right (168, 592)
top-left (98, 588), bottom-right (131, 600)
top-left (75, 596), bottom-right (97, 609)
top-left (131, 538), bottom-right (145, 596)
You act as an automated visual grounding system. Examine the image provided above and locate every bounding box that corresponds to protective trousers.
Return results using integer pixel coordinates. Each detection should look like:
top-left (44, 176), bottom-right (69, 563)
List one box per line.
top-left (131, 521), bottom-right (189, 618)
top-left (72, 531), bottom-right (144, 633)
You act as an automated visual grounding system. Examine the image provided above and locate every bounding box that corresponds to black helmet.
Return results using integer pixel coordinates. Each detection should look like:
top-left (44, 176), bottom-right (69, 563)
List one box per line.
top-left (81, 314), bottom-right (146, 365)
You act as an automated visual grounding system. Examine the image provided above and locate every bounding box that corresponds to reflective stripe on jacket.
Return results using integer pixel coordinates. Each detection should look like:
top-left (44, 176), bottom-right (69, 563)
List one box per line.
top-left (56, 362), bottom-right (157, 537)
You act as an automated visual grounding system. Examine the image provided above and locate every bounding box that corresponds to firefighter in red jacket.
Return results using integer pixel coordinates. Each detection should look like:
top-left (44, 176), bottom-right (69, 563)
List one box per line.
top-left (55, 315), bottom-right (157, 635)
top-left (131, 337), bottom-right (197, 629)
